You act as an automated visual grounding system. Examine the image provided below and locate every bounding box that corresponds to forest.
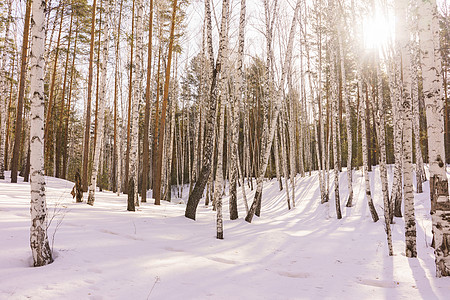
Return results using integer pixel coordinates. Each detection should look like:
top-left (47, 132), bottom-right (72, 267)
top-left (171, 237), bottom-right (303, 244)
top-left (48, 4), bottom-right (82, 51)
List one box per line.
top-left (1, 0), bottom-right (450, 298)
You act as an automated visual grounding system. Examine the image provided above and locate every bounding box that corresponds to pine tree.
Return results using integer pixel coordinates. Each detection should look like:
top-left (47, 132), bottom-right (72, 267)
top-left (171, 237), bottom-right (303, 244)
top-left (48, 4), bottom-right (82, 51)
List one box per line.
top-left (82, 0), bottom-right (98, 192)
top-left (0, 0), bottom-right (12, 180)
top-left (154, 0), bottom-right (178, 205)
top-left (11, 0), bottom-right (31, 183)
top-left (142, 0), bottom-right (154, 203)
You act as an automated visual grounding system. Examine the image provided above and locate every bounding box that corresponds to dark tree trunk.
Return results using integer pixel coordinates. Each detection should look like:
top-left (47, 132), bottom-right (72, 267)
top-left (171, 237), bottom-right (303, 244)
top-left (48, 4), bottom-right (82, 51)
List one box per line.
top-left (142, 0), bottom-right (153, 203)
top-left (82, 0), bottom-right (98, 192)
top-left (127, 178), bottom-right (136, 211)
top-left (11, 0), bottom-right (31, 183)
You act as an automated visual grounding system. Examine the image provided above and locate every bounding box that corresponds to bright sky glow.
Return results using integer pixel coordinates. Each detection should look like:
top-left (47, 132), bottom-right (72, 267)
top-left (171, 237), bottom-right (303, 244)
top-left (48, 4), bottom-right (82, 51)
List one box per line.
top-left (362, 12), bottom-right (393, 51)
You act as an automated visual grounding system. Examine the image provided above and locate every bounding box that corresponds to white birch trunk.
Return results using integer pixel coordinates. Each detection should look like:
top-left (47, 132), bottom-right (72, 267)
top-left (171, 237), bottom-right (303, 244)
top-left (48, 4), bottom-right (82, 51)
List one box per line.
top-left (274, 128), bottom-right (283, 190)
top-left (410, 3), bottom-right (425, 193)
top-left (228, 0), bottom-right (245, 220)
top-left (376, 60), bottom-right (393, 256)
top-left (130, 0), bottom-right (143, 206)
top-left (246, 0), bottom-right (301, 222)
top-left (29, 0), bottom-right (53, 267)
top-left (338, 27), bottom-right (353, 207)
top-left (419, 0), bottom-right (450, 277)
top-left (279, 119), bottom-right (291, 209)
top-left (88, 4), bottom-right (110, 205)
top-left (396, 0), bottom-right (417, 257)
top-left (214, 99), bottom-right (226, 239)
top-left (330, 31), bottom-right (341, 219)
top-left (360, 79), bottom-right (379, 223)
top-left (392, 47), bottom-right (405, 218)
top-left (214, 0), bottom-right (230, 238)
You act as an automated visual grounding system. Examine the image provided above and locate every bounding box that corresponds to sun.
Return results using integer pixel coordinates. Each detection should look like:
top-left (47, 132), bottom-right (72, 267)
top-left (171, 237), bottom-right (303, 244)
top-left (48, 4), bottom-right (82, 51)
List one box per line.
top-left (362, 12), bottom-right (393, 51)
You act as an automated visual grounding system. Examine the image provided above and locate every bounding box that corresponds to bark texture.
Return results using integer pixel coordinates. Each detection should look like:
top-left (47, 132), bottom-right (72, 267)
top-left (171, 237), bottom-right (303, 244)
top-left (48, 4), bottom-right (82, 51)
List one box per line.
top-left (29, 0), bottom-right (53, 267)
top-left (419, 0), bottom-right (450, 277)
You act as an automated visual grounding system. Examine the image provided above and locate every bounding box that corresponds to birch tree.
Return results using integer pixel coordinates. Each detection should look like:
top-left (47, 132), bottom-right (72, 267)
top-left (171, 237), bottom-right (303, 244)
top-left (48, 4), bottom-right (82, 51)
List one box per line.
top-left (246, 0), bottom-right (301, 223)
top-left (88, 0), bottom-right (110, 206)
top-left (410, 1), bottom-right (425, 194)
top-left (130, 0), bottom-right (144, 206)
top-left (375, 59), bottom-right (393, 255)
top-left (185, 0), bottom-right (228, 220)
top-left (360, 80), bottom-right (379, 222)
top-left (82, 0), bottom-right (98, 192)
top-left (29, 0), bottom-right (53, 267)
top-left (337, 9), bottom-right (353, 207)
top-left (419, 0), bottom-right (450, 277)
top-left (399, 0), bottom-right (417, 257)
top-left (142, 0), bottom-right (154, 203)
top-left (329, 0), bottom-right (341, 219)
top-left (228, 0), bottom-right (246, 221)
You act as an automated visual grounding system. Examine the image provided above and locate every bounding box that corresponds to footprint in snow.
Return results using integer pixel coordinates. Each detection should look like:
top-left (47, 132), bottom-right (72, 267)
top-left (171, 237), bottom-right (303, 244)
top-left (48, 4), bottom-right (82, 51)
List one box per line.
top-left (98, 229), bottom-right (144, 241)
top-left (84, 279), bottom-right (95, 284)
top-left (88, 268), bottom-right (102, 274)
top-left (207, 256), bottom-right (238, 265)
top-left (164, 246), bottom-right (185, 252)
top-left (277, 271), bottom-right (310, 278)
top-left (356, 278), bottom-right (399, 288)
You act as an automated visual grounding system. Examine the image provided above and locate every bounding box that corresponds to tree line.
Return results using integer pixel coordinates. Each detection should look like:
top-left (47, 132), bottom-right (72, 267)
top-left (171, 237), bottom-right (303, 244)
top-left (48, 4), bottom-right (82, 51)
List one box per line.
top-left (0, 0), bottom-right (449, 276)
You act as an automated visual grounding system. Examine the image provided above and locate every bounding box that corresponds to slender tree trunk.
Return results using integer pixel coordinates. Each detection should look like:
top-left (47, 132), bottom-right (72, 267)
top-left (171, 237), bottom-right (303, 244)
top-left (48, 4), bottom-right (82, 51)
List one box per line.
top-left (360, 80), bottom-right (379, 223)
top-left (125, 0), bottom-right (135, 196)
top-left (246, 0), bottom-right (301, 223)
top-left (0, 0), bottom-right (12, 180)
top-left (82, 0), bottom-right (98, 192)
top-left (130, 0), bottom-right (144, 206)
top-left (228, 0), bottom-right (245, 221)
top-left (279, 117), bottom-right (292, 209)
top-left (214, 97), bottom-right (226, 239)
top-left (29, 0), bottom-right (53, 267)
top-left (44, 1), bottom-right (65, 175)
top-left (392, 37), bottom-right (404, 218)
top-left (142, 0), bottom-right (153, 203)
top-left (11, 0), bottom-right (31, 183)
top-left (153, 0), bottom-right (178, 205)
top-left (88, 1), bottom-right (110, 206)
top-left (63, 19), bottom-right (78, 180)
top-left (330, 28), bottom-right (341, 219)
top-left (185, 0), bottom-right (228, 220)
top-left (410, 9), bottom-right (424, 193)
top-left (113, 0), bottom-right (123, 194)
top-left (376, 59), bottom-right (393, 256)
top-left (56, 10), bottom-right (73, 179)
top-left (274, 127), bottom-right (283, 190)
top-left (338, 27), bottom-right (353, 207)
top-left (398, 0), bottom-right (416, 257)
top-left (4, 55), bottom-right (15, 173)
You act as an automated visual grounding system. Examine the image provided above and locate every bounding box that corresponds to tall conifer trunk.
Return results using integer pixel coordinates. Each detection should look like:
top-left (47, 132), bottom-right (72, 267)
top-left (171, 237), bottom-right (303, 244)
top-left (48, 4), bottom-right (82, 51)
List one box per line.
top-left (11, 0), bottom-right (31, 183)
top-left (0, 0), bottom-right (12, 180)
top-left (82, 0), bottom-right (98, 192)
top-left (154, 0), bottom-right (178, 205)
top-left (142, 0), bottom-right (154, 203)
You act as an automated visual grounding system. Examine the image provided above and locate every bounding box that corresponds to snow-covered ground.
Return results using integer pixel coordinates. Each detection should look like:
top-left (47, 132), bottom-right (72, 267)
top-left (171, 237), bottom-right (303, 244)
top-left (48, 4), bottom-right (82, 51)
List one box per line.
top-left (1, 167), bottom-right (449, 300)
